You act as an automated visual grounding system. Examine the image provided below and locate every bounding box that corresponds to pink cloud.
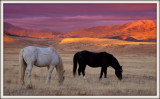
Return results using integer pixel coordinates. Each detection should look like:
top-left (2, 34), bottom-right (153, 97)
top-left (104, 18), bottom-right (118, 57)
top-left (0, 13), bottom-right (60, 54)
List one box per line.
top-left (4, 3), bottom-right (157, 32)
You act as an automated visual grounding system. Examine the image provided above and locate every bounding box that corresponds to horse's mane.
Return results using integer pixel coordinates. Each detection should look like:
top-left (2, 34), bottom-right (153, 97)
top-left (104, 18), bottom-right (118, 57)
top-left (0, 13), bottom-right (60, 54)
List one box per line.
top-left (50, 46), bottom-right (64, 81)
top-left (56, 54), bottom-right (64, 79)
top-left (101, 52), bottom-right (121, 70)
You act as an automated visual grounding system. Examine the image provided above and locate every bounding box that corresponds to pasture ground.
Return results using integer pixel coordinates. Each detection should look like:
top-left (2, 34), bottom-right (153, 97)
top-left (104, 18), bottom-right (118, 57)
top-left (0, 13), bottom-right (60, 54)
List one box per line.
top-left (3, 36), bottom-right (157, 96)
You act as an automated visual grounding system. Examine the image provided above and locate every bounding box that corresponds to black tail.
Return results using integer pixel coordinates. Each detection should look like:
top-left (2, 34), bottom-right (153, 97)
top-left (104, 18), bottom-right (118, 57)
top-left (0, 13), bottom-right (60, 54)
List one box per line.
top-left (73, 52), bottom-right (78, 76)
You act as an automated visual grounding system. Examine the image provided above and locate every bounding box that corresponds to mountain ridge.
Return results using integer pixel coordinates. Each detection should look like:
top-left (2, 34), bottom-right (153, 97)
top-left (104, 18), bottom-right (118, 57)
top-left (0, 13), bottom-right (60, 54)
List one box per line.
top-left (4, 20), bottom-right (156, 42)
top-left (67, 20), bottom-right (156, 41)
top-left (4, 22), bottom-right (67, 39)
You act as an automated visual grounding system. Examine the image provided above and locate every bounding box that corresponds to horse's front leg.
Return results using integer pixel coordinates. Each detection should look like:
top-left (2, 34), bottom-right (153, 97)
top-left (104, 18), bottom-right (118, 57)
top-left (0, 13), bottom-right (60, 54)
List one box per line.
top-left (55, 73), bottom-right (58, 80)
top-left (99, 67), bottom-right (104, 80)
top-left (46, 65), bottom-right (55, 84)
top-left (27, 64), bottom-right (33, 88)
top-left (104, 67), bottom-right (107, 78)
top-left (78, 67), bottom-right (82, 76)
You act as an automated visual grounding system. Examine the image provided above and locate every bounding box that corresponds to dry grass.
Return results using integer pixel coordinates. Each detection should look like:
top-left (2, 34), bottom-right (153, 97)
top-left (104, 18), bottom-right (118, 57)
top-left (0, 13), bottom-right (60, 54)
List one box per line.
top-left (3, 37), bottom-right (157, 96)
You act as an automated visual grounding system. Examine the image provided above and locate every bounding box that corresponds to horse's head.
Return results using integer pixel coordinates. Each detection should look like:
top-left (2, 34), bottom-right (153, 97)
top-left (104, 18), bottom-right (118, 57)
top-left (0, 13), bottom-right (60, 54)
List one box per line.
top-left (58, 70), bottom-right (65, 85)
top-left (115, 66), bottom-right (123, 80)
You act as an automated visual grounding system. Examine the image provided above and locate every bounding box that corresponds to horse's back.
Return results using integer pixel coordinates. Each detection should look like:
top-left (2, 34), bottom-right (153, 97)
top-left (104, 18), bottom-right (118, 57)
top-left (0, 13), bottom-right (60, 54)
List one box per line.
top-left (36, 47), bottom-right (59, 66)
top-left (76, 50), bottom-right (102, 66)
top-left (76, 50), bottom-right (114, 67)
top-left (22, 46), bottom-right (59, 66)
top-left (76, 50), bottom-right (90, 60)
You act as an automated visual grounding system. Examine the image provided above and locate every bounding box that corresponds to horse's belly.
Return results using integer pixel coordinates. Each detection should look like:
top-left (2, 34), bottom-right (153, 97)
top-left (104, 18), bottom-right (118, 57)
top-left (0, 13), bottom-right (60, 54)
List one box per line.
top-left (87, 63), bottom-right (100, 67)
top-left (34, 60), bottom-right (50, 67)
top-left (35, 54), bottom-right (58, 67)
top-left (33, 54), bottom-right (50, 66)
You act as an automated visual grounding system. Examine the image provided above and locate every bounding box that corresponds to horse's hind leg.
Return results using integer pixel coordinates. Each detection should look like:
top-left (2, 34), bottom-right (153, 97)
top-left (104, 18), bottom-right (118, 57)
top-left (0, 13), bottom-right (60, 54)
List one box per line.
top-left (81, 65), bottom-right (86, 80)
top-left (46, 65), bottom-right (55, 84)
top-left (21, 64), bottom-right (27, 85)
top-left (27, 64), bottom-right (33, 88)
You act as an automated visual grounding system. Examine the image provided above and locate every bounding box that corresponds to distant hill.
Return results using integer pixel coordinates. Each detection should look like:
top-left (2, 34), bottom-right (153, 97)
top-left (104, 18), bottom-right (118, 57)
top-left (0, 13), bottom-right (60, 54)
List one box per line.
top-left (4, 20), bottom-right (156, 41)
top-left (4, 22), bottom-right (66, 39)
top-left (59, 38), bottom-right (156, 46)
top-left (4, 35), bottom-right (18, 43)
top-left (67, 20), bottom-right (156, 42)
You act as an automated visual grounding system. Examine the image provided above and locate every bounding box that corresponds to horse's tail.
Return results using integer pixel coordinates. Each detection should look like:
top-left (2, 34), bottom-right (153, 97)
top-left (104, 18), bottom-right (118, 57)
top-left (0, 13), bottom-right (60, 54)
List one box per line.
top-left (19, 49), bottom-right (26, 85)
top-left (73, 52), bottom-right (78, 76)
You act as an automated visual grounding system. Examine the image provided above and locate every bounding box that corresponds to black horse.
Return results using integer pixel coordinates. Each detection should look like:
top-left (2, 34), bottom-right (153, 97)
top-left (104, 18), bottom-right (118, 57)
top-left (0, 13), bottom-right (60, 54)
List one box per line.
top-left (73, 50), bottom-right (123, 80)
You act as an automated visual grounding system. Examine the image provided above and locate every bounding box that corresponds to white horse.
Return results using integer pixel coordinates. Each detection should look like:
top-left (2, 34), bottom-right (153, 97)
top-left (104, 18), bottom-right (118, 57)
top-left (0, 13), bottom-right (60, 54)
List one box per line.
top-left (19, 46), bottom-right (65, 88)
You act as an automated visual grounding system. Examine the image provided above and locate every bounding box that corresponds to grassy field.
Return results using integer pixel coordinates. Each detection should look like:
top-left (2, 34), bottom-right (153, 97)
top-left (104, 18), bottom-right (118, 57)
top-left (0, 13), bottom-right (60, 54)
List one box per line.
top-left (3, 36), bottom-right (157, 96)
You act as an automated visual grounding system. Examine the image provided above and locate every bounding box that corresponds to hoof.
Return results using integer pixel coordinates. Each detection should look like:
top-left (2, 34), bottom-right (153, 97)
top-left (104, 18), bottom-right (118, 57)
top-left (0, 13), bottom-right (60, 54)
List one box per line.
top-left (99, 78), bottom-right (102, 80)
top-left (45, 79), bottom-right (51, 84)
top-left (21, 82), bottom-right (25, 86)
top-left (83, 76), bottom-right (86, 80)
top-left (45, 81), bottom-right (50, 85)
top-left (58, 82), bottom-right (63, 86)
top-left (26, 84), bottom-right (33, 89)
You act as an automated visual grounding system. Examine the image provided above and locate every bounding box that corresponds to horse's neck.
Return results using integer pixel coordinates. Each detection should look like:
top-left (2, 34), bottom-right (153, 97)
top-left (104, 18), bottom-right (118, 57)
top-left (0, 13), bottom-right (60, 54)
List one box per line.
top-left (57, 56), bottom-right (64, 78)
top-left (110, 60), bottom-right (120, 71)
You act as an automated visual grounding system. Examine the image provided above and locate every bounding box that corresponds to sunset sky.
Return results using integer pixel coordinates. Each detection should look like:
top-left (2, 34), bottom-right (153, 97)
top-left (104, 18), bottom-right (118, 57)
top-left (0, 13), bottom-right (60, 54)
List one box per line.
top-left (4, 3), bottom-right (156, 32)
